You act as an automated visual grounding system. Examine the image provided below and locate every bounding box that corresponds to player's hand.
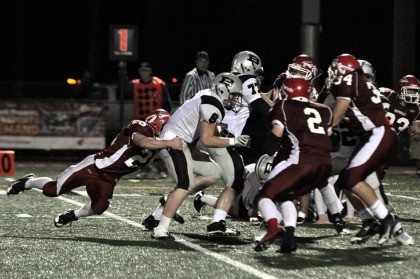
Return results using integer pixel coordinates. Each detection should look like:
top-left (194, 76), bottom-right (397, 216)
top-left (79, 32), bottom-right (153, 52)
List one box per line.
top-left (234, 135), bottom-right (251, 148)
top-left (170, 137), bottom-right (183, 150)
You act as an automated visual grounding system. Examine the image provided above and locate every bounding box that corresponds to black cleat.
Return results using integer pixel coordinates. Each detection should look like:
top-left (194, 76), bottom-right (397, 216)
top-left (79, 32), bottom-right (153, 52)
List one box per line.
top-left (331, 213), bottom-right (350, 235)
top-left (142, 214), bottom-right (159, 231)
top-left (350, 219), bottom-right (380, 244)
top-left (207, 220), bottom-right (240, 236)
top-left (280, 226), bottom-right (297, 253)
top-left (378, 213), bottom-right (396, 245)
top-left (54, 209), bottom-right (78, 227)
top-left (193, 191), bottom-right (206, 216)
top-left (6, 174), bottom-right (36, 195)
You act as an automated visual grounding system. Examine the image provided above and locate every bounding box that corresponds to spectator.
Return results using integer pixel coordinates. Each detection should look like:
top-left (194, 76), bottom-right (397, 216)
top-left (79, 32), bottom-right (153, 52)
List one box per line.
top-left (130, 62), bottom-right (172, 179)
top-left (179, 51), bottom-right (215, 104)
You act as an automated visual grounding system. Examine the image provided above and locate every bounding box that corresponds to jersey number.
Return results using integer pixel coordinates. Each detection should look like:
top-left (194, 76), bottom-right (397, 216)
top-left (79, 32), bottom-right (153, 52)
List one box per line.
top-left (125, 149), bottom-right (154, 168)
top-left (304, 108), bottom-right (326, 134)
top-left (386, 112), bottom-right (410, 133)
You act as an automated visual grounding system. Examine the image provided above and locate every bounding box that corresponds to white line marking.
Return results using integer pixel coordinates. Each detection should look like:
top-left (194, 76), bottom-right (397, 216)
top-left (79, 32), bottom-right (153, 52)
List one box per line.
top-left (71, 190), bottom-right (144, 197)
top-left (16, 214), bottom-right (32, 218)
top-left (387, 194), bottom-right (420, 201)
top-left (35, 189), bottom-right (279, 279)
top-left (0, 190), bottom-right (6, 195)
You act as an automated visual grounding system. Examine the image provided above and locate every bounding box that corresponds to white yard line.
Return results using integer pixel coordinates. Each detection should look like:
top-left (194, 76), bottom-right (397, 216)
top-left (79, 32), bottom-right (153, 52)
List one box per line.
top-left (387, 193), bottom-right (420, 201)
top-left (34, 189), bottom-right (278, 279)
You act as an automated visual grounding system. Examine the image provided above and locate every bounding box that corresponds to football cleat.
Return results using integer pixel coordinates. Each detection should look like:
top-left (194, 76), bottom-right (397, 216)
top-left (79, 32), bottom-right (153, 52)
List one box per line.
top-left (207, 220), bottom-right (240, 236)
top-left (254, 223), bottom-right (284, 252)
top-left (54, 209), bottom-right (78, 227)
top-left (193, 191), bottom-right (206, 216)
top-left (253, 221), bottom-right (268, 242)
top-left (350, 219), bottom-right (380, 244)
top-left (158, 171), bottom-right (168, 179)
top-left (152, 226), bottom-right (174, 240)
top-left (6, 174), bottom-right (36, 195)
top-left (142, 215), bottom-right (159, 231)
top-left (280, 226), bottom-right (297, 253)
top-left (378, 213), bottom-right (396, 245)
top-left (394, 228), bottom-right (415, 246)
top-left (331, 213), bottom-right (350, 235)
top-left (296, 211), bottom-right (306, 225)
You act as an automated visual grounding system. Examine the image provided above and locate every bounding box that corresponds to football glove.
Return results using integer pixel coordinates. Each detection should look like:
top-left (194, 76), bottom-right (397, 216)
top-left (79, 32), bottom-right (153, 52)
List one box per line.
top-left (234, 135), bottom-right (251, 148)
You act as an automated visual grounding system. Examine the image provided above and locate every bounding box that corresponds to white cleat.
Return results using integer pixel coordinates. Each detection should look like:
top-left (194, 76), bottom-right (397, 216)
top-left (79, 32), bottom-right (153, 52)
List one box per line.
top-left (394, 228), bottom-right (415, 246)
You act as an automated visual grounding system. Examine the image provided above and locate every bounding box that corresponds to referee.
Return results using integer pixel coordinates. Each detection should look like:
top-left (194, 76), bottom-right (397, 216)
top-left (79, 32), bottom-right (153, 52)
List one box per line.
top-left (179, 51), bottom-right (215, 104)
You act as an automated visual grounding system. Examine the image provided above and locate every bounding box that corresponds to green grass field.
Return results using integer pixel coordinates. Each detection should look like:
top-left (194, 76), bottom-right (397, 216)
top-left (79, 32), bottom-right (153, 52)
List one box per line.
top-left (1, 162), bottom-right (419, 279)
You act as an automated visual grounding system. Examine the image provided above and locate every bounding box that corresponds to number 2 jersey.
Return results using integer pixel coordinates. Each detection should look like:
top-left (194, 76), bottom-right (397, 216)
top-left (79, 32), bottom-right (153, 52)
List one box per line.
top-left (269, 99), bottom-right (333, 165)
top-left (94, 120), bottom-right (157, 182)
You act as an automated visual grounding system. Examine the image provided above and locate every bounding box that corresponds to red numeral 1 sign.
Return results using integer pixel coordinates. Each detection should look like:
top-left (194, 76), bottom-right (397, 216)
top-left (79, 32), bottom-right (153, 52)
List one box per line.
top-left (109, 25), bottom-right (138, 61)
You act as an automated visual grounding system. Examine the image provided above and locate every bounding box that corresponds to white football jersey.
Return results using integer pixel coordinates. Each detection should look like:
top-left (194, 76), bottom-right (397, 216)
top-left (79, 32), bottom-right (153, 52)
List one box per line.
top-left (161, 89), bottom-right (225, 143)
top-left (224, 74), bottom-right (262, 136)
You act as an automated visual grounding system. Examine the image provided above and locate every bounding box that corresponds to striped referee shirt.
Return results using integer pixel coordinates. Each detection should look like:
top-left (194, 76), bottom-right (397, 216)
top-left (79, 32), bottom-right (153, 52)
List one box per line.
top-left (179, 68), bottom-right (215, 104)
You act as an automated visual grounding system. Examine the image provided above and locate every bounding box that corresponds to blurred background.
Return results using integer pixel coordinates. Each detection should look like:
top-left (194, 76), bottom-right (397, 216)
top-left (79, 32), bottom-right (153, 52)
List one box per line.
top-left (0, 0), bottom-right (418, 163)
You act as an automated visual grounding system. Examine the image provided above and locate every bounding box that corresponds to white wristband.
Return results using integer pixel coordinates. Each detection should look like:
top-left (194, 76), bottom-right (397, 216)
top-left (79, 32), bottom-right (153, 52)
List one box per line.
top-left (229, 138), bottom-right (235, 146)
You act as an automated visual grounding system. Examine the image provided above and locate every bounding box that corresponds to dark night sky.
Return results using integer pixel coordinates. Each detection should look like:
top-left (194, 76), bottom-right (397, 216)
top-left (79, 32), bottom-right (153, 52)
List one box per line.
top-left (1, 0), bottom-right (418, 97)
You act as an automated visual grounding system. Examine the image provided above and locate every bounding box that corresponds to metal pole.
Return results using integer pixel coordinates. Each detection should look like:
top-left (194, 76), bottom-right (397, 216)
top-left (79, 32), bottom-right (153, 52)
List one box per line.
top-left (119, 60), bottom-right (126, 128)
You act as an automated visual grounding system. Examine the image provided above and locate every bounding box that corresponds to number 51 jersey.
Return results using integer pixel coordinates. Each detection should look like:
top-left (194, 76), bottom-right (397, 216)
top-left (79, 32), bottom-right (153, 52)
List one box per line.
top-left (269, 99), bottom-right (333, 165)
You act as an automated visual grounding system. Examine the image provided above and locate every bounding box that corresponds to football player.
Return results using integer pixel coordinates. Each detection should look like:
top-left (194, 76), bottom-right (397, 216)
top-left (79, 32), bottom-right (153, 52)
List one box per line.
top-left (6, 109), bottom-right (183, 226)
top-left (254, 77), bottom-right (334, 253)
top-left (329, 53), bottom-right (398, 245)
top-left (151, 72), bottom-right (251, 240)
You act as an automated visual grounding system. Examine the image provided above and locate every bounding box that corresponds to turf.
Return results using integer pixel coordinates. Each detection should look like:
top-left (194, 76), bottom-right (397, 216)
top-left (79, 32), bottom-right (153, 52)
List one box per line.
top-left (1, 163), bottom-right (419, 279)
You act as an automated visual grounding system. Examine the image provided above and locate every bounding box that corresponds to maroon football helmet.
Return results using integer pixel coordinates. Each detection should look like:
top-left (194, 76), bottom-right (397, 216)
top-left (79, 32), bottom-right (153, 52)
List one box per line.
top-left (286, 54), bottom-right (319, 81)
top-left (145, 109), bottom-right (171, 136)
top-left (281, 77), bottom-right (313, 102)
top-left (330, 53), bottom-right (360, 77)
top-left (399, 75), bottom-right (420, 104)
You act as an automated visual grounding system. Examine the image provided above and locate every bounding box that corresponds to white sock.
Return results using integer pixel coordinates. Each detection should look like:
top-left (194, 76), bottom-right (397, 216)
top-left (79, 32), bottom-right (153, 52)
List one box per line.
top-left (320, 184), bottom-right (341, 215)
top-left (201, 195), bottom-right (217, 208)
top-left (346, 199), bottom-right (355, 218)
top-left (152, 205), bottom-right (164, 221)
top-left (158, 215), bottom-right (172, 230)
top-left (257, 198), bottom-right (278, 222)
top-left (211, 209), bottom-right (228, 223)
top-left (281, 201), bottom-right (297, 228)
top-left (369, 199), bottom-right (388, 219)
top-left (26, 177), bottom-right (53, 190)
top-left (74, 202), bottom-right (95, 218)
top-left (314, 188), bottom-right (327, 215)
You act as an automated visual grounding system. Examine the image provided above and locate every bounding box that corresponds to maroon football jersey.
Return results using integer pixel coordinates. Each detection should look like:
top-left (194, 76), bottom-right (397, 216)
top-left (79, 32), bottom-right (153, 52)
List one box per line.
top-left (94, 120), bottom-right (157, 181)
top-left (269, 99), bottom-right (332, 165)
top-left (381, 89), bottom-right (420, 135)
top-left (331, 73), bottom-right (391, 135)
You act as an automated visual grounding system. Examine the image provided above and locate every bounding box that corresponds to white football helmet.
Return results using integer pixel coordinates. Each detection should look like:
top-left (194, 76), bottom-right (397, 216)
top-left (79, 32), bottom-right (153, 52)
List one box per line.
top-left (255, 153), bottom-right (276, 183)
top-left (231, 51), bottom-right (264, 84)
top-left (211, 72), bottom-right (243, 113)
top-left (358, 59), bottom-right (376, 82)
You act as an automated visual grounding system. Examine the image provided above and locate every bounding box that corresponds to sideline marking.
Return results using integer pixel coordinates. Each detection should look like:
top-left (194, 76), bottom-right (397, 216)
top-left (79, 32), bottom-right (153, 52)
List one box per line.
top-left (35, 189), bottom-right (279, 279)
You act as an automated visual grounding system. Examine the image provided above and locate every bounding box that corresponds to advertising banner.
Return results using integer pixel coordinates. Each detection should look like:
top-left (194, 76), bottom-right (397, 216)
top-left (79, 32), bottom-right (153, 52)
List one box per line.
top-left (0, 101), bottom-right (105, 150)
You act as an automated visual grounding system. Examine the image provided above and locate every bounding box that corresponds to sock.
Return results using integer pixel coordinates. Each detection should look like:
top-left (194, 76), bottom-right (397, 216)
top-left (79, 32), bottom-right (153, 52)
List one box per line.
top-left (74, 202), bottom-right (95, 218)
top-left (201, 195), bottom-right (217, 208)
top-left (158, 215), bottom-right (172, 230)
top-left (211, 209), bottom-right (227, 223)
top-left (314, 188), bottom-right (327, 215)
top-left (346, 199), bottom-right (355, 218)
top-left (152, 205), bottom-right (164, 221)
top-left (257, 198), bottom-right (278, 222)
top-left (281, 201), bottom-right (297, 228)
top-left (26, 177), bottom-right (53, 190)
top-left (320, 184), bottom-right (341, 215)
top-left (369, 199), bottom-right (389, 219)
top-left (266, 218), bottom-right (279, 232)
